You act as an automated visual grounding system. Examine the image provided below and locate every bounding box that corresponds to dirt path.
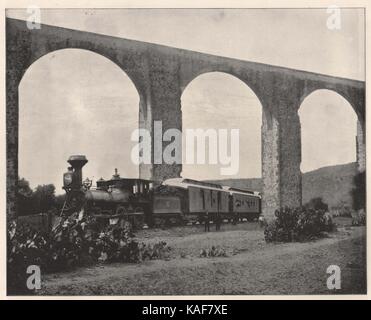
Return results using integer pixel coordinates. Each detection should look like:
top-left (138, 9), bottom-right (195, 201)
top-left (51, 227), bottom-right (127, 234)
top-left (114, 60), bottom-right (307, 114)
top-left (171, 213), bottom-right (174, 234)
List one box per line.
top-left (38, 224), bottom-right (366, 296)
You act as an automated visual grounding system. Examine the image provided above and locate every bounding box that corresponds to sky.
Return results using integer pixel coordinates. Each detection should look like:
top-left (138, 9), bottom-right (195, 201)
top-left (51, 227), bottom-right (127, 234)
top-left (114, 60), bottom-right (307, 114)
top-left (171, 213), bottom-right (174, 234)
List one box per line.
top-left (7, 8), bottom-right (364, 193)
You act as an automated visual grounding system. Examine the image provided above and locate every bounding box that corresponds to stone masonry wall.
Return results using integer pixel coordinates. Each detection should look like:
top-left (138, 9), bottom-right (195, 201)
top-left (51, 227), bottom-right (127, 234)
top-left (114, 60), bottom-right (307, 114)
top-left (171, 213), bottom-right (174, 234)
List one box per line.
top-left (357, 120), bottom-right (366, 172)
top-left (6, 18), bottom-right (365, 220)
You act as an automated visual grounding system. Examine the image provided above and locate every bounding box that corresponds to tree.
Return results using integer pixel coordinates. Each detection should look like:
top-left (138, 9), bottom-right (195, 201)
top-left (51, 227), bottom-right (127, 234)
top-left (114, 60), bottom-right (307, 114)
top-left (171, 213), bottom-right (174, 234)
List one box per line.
top-left (17, 178), bottom-right (58, 216)
top-left (17, 177), bottom-right (35, 216)
top-left (33, 184), bottom-right (56, 213)
top-left (18, 177), bottom-right (33, 197)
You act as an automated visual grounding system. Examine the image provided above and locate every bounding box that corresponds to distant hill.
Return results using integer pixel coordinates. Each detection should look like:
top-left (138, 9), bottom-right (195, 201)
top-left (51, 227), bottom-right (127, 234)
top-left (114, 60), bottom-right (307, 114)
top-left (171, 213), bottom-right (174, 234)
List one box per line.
top-left (206, 162), bottom-right (358, 208)
top-left (302, 162), bottom-right (358, 208)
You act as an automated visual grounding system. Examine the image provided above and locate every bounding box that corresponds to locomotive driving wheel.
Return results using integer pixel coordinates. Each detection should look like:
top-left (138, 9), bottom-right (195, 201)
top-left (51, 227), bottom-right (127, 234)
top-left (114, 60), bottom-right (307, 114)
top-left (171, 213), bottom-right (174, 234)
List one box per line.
top-left (115, 205), bottom-right (127, 217)
top-left (133, 207), bottom-right (145, 229)
top-left (115, 205), bottom-right (130, 228)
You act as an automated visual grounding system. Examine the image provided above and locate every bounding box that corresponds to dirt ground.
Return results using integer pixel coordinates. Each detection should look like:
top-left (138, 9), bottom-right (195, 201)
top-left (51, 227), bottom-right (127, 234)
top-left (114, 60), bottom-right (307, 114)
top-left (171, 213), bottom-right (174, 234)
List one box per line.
top-left (37, 217), bottom-right (366, 295)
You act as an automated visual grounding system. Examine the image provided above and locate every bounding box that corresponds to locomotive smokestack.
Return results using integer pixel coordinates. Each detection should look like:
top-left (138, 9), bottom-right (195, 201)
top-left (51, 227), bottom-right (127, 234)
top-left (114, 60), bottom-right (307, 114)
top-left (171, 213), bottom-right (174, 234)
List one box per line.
top-left (67, 155), bottom-right (88, 186)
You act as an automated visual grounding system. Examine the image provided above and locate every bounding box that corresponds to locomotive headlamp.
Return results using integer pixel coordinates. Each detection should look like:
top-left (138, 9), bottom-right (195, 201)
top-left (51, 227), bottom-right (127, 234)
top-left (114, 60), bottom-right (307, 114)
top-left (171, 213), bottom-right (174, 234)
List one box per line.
top-left (64, 172), bottom-right (73, 186)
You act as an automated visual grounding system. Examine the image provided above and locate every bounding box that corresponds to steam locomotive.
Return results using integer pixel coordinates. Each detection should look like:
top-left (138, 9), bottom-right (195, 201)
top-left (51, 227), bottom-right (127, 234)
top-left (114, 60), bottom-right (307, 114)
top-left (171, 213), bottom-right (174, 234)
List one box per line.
top-left (62, 155), bottom-right (261, 228)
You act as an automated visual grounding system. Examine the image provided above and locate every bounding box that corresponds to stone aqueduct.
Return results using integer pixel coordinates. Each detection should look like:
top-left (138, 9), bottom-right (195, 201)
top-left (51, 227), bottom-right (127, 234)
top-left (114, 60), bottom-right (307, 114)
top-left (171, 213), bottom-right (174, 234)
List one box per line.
top-left (6, 18), bottom-right (365, 219)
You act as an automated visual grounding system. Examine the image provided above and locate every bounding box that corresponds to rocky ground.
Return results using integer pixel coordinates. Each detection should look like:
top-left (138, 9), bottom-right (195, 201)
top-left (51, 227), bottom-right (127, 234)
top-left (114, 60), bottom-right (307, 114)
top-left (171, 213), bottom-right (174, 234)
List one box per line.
top-left (37, 217), bottom-right (366, 296)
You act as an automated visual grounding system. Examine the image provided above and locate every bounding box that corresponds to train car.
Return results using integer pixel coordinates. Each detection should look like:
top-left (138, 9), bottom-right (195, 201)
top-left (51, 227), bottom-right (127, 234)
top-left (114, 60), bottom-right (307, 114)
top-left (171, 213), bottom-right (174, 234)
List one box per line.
top-left (223, 186), bottom-right (261, 221)
top-left (153, 178), bottom-right (232, 225)
top-left (152, 178), bottom-right (261, 225)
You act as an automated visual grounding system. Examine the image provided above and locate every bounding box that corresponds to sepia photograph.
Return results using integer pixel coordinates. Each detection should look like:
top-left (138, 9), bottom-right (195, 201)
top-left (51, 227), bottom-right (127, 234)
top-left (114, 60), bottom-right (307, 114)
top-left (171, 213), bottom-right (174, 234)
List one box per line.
top-left (4, 3), bottom-right (367, 298)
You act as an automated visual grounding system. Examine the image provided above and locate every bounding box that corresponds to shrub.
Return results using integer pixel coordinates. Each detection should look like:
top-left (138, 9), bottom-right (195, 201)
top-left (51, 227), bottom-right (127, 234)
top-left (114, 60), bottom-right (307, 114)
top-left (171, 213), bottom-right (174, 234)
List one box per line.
top-left (264, 206), bottom-right (336, 243)
top-left (336, 201), bottom-right (353, 217)
top-left (199, 246), bottom-right (227, 258)
top-left (7, 221), bottom-right (49, 294)
top-left (351, 209), bottom-right (366, 226)
top-left (7, 212), bottom-right (170, 294)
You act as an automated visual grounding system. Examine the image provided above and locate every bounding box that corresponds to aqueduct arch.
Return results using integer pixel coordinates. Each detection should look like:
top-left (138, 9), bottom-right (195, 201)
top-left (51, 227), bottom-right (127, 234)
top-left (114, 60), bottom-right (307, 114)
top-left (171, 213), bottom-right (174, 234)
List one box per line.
top-left (299, 89), bottom-right (359, 173)
top-left (180, 71), bottom-right (263, 180)
top-left (18, 48), bottom-right (141, 185)
top-left (298, 85), bottom-right (365, 173)
top-left (7, 18), bottom-right (365, 219)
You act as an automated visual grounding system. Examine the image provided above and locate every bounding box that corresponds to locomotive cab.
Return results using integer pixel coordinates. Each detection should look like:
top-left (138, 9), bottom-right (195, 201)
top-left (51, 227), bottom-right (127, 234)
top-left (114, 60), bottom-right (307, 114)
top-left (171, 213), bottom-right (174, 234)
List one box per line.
top-left (96, 172), bottom-right (153, 197)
